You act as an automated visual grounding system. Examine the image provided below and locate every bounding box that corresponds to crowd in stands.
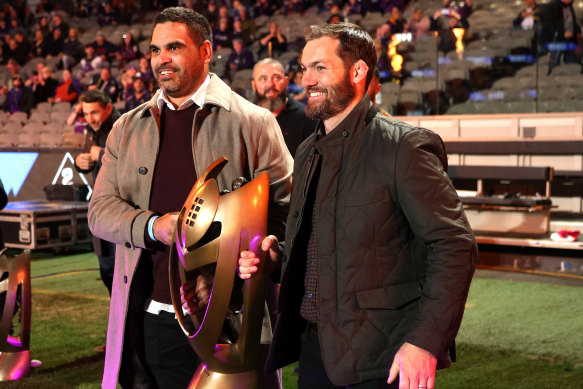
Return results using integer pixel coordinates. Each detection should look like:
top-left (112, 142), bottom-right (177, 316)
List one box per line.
top-left (0, 0), bottom-right (582, 146)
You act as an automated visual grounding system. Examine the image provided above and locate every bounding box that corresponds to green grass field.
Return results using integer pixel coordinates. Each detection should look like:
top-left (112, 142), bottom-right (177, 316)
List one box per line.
top-left (1, 248), bottom-right (582, 388)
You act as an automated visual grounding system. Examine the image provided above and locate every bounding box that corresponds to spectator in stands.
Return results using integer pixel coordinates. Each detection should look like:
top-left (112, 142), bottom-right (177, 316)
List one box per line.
top-left (430, 8), bottom-right (469, 54)
top-left (513, 0), bottom-right (543, 30)
top-left (3, 74), bottom-right (34, 115)
top-left (258, 22), bottom-right (288, 59)
top-left (98, 3), bottom-right (117, 28)
top-left (225, 38), bottom-right (255, 79)
top-left (238, 7), bottom-right (256, 43)
top-left (541, 0), bottom-right (582, 72)
top-left (91, 66), bottom-right (121, 102)
top-left (117, 32), bottom-right (142, 68)
top-left (74, 89), bottom-right (120, 296)
top-left (443, 0), bottom-right (473, 18)
top-left (92, 31), bottom-right (120, 63)
top-left (387, 6), bottom-right (406, 36)
top-left (232, 17), bottom-right (253, 46)
top-left (232, 0), bottom-right (247, 19)
top-left (124, 72), bottom-right (151, 112)
top-left (45, 27), bottom-right (65, 57)
top-left (5, 59), bottom-right (23, 86)
top-left (0, 45), bottom-right (7, 65)
top-left (217, 5), bottom-right (233, 28)
top-left (53, 69), bottom-right (81, 103)
top-left (203, 0), bottom-right (219, 28)
top-left (252, 58), bottom-right (316, 156)
top-left (344, 0), bottom-right (363, 16)
top-left (31, 66), bottom-right (59, 103)
top-left (51, 13), bottom-right (69, 37)
top-left (60, 27), bottom-right (85, 70)
top-left (79, 44), bottom-right (103, 78)
top-left (12, 31), bottom-right (31, 64)
top-left (114, 1), bottom-right (133, 26)
top-left (66, 97), bottom-right (88, 133)
top-left (382, 0), bottom-right (408, 13)
top-left (286, 69), bottom-right (307, 103)
top-left (0, 19), bottom-right (8, 43)
top-left (367, 68), bottom-right (391, 116)
top-left (409, 8), bottom-right (431, 41)
top-left (254, 0), bottom-right (277, 17)
top-left (36, 16), bottom-right (51, 39)
top-left (32, 28), bottom-right (50, 58)
top-left (138, 56), bottom-right (154, 84)
top-left (213, 18), bottom-right (232, 50)
top-left (327, 4), bottom-right (346, 24)
top-left (364, 0), bottom-right (385, 14)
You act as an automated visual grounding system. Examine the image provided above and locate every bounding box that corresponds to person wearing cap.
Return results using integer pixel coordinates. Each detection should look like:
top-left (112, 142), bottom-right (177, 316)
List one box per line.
top-left (3, 74), bottom-right (34, 115)
top-left (92, 32), bottom-right (120, 63)
top-left (124, 72), bottom-right (151, 112)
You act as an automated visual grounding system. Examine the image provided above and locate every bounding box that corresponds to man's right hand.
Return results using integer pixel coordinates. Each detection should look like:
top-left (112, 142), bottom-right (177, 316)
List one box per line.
top-left (238, 235), bottom-right (281, 279)
top-left (153, 212), bottom-right (179, 246)
top-left (75, 153), bottom-right (95, 170)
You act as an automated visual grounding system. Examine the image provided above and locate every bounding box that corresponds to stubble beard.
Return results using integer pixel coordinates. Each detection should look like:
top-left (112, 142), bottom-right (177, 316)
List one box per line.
top-left (256, 88), bottom-right (287, 112)
top-left (305, 73), bottom-right (355, 121)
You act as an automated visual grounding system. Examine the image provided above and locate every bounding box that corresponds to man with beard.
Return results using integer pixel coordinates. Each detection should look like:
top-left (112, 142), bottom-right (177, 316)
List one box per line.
top-left (74, 90), bottom-right (121, 296)
top-left (88, 7), bottom-right (292, 389)
top-left (3, 74), bottom-right (34, 115)
top-left (124, 73), bottom-right (151, 112)
top-left (238, 23), bottom-right (477, 389)
top-left (252, 58), bottom-right (316, 156)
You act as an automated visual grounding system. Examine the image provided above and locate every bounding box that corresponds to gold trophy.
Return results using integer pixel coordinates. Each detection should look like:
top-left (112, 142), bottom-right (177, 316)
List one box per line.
top-left (0, 249), bottom-right (31, 381)
top-left (169, 157), bottom-right (272, 389)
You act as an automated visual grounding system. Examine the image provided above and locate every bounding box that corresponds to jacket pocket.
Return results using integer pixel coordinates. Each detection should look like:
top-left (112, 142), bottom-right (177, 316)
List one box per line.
top-left (356, 281), bottom-right (421, 310)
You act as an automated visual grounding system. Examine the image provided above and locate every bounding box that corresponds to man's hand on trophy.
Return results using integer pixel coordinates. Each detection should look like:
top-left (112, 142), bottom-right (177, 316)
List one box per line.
top-left (180, 271), bottom-right (213, 315)
top-left (153, 212), bottom-right (179, 246)
top-left (238, 235), bottom-right (282, 279)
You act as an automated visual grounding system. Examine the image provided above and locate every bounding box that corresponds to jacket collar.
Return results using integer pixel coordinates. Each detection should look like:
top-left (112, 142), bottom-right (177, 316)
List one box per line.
top-left (139, 72), bottom-right (232, 119)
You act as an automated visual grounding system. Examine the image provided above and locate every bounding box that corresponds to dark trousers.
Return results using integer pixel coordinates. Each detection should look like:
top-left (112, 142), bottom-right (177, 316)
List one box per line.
top-left (143, 311), bottom-right (200, 389)
top-left (298, 324), bottom-right (398, 389)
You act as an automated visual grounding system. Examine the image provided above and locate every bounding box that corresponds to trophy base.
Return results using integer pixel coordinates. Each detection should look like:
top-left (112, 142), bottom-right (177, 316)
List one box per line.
top-left (0, 350), bottom-right (31, 381)
top-left (188, 365), bottom-right (260, 389)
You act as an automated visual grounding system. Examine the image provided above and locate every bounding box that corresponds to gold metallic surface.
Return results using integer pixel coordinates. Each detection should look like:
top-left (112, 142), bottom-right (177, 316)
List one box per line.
top-left (0, 249), bottom-right (31, 381)
top-left (169, 157), bottom-right (270, 388)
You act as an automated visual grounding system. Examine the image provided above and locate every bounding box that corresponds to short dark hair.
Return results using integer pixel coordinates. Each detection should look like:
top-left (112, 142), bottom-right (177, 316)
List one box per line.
top-left (81, 89), bottom-right (111, 108)
top-left (305, 22), bottom-right (377, 89)
top-left (154, 7), bottom-right (213, 47)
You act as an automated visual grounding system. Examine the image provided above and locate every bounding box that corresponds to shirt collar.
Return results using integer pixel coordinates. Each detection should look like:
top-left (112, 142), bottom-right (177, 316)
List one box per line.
top-left (156, 75), bottom-right (211, 111)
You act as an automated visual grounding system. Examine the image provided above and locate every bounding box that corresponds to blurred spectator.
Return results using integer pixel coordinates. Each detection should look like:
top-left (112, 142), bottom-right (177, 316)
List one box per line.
top-left (92, 31), bottom-right (120, 63)
top-left (3, 74), bottom-right (34, 115)
top-left (364, 0), bottom-right (385, 14)
top-left (60, 28), bottom-right (85, 70)
top-left (10, 31), bottom-right (31, 65)
top-left (0, 45), bottom-right (7, 65)
top-left (387, 6), bottom-right (406, 36)
top-left (203, 1), bottom-right (219, 29)
top-left (0, 19), bottom-right (8, 42)
top-left (218, 5), bottom-right (233, 27)
top-left (98, 3), bottom-right (117, 27)
top-left (238, 8), bottom-right (256, 43)
top-left (5, 59), bottom-right (25, 85)
top-left (39, 0), bottom-right (54, 14)
top-left (91, 67), bottom-right (121, 102)
top-left (183, 0), bottom-right (205, 12)
top-left (117, 32), bottom-right (142, 68)
top-left (409, 8), bottom-right (431, 41)
top-left (53, 69), bottom-right (81, 103)
top-left (45, 27), bottom-right (65, 57)
top-left (79, 44), bottom-right (103, 78)
top-left (31, 66), bottom-right (59, 103)
top-left (20, 6), bottom-right (36, 30)
top-left (51, 13), bottom-right (70, 37)
top-left (376, 23), bottom-right (392, 47)
top-left (124, 73), bottom-right (151, 112)
top-left (232, 0), bottom-right (248, 19)
top-left (137, 56), bottom-right (154, 84)
top-left (66, 97), bottom-right (88, 133)
top-left (344, 0), bottom-right (363, 16)
top-left (254, 0), bottom-right (277, 17)
top-left (382, 0), bottom-right (408, 13)
top-left (119, 65), bottom-right (138, 101)
top-left (232, 18), bottom-right (253, 46)
top-left (213, 18), bottom-right (232, 50)
top-left (252, 58), bottom-right (315, 156)
top-left (36, 16), bottom-right (51, 39)
top-left (286, 69), bottom-right (306, 103)
top-left (225, 38), bottom-right (255, 79)
top-left (115, 1), bottom-right (133, 26)
top-left (430, 8), bottom-right (469, 54)
top-left (366, 68), bottom-right (391, 116)
top-left (258, 22), bottom-right (288, 59)
top-left (513, 0), bottom-right (543, 30)
top-left (443, 0), bottom-right (473, 18)
top-left (541, 0), bottom-right (582, 72)
top-left (33, 28), bottom-right (51, 58)
top-left (327, 4), bottom-right (347, 24)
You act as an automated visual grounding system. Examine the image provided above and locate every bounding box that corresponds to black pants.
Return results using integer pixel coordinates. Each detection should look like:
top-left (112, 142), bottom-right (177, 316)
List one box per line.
top-left (298, 324), bottom-right (398, 389)
top-left (143, 311), bottom-right (200, 389)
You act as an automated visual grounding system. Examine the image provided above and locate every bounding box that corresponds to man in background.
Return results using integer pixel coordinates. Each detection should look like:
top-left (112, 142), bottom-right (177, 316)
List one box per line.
top-left (252, 58), bottom-right (316, 156)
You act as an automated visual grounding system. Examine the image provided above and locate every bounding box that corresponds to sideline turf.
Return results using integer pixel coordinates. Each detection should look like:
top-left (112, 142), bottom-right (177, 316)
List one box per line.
top-left (0, 250), bottom-right (581, 388)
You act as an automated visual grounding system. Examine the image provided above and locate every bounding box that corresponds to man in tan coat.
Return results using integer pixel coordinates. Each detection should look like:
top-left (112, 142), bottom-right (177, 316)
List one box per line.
top-left (88, 7), bottom-right (292, 389)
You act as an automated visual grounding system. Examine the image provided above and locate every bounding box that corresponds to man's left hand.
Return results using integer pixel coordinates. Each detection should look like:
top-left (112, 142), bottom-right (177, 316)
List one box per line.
top-left (388, 342), bottom-right (437, 389)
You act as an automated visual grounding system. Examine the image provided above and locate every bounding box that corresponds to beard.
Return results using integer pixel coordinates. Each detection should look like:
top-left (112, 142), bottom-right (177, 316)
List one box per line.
top-left (305, 73), bottom-right (355, 121)
top-left (154, 64), bottom-right (198, 98)
top-left (255, 88), bottom-right (287, 112)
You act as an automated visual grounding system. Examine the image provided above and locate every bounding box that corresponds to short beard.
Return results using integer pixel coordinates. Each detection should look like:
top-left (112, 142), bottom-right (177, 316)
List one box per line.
top-left (256, 88), bottom-right (287, 112)
top-left (305, 73), bottom-right (355, 121)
